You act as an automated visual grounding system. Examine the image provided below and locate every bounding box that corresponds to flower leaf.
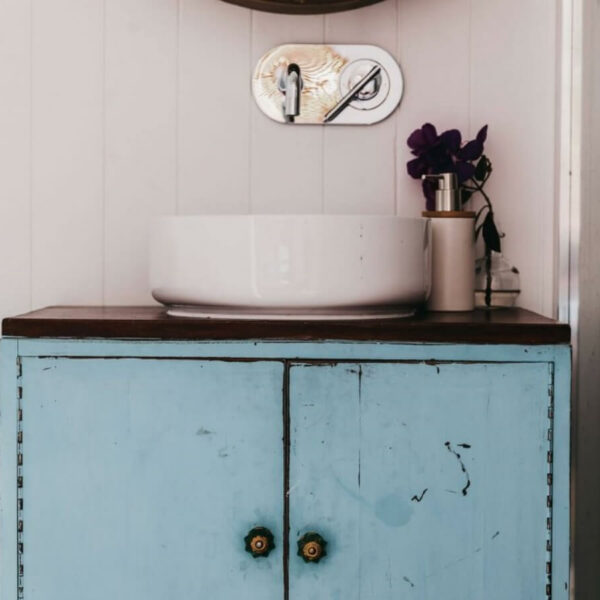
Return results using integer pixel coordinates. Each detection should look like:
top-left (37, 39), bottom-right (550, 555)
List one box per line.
top-left (440, 129), bottom-right (462, 152)
top-left (421, 123), bottom-right (438, 145)
top-left (407, 128), bottom-right (426, 152)
top-left (407, 123), bottom-right (438, 152)
top-left (461, 188), bottom-right (473, 205)
top-left (455, 160), bottom-right (476, 183)
top-left (407, 157), bottom-right (427, 179)
top-left (474, 155), bottom-right (491, 182)
top-left (482, 212), bottom-right (501, 253)
top-left (422, 179), bottom-right (437, 211)
top-left (476, 125), bottom-right (489, 144)
top-left (457, 139), bottom-right (484, 161)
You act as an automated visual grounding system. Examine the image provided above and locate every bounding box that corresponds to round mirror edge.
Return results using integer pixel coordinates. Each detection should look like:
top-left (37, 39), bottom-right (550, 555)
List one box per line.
top-left (220, 0), bottom-right (385, 16)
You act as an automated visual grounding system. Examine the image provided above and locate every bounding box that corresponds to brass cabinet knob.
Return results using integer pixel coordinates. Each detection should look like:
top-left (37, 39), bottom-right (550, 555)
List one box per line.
top-left (244, 527), bottom-right (275, 558)
top-left (297, 532), bottom-right (327, 563)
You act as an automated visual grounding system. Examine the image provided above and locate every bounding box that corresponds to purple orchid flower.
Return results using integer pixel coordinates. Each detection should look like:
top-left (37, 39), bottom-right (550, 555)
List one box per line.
top-left (406, 123), bottom-right (488, 210)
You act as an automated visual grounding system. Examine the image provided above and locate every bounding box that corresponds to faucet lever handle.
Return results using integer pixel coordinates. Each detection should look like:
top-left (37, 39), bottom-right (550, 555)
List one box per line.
top-left (323, 65), bottom-right (381, 124)
top-left (283, 63), bottom-right (302, 122)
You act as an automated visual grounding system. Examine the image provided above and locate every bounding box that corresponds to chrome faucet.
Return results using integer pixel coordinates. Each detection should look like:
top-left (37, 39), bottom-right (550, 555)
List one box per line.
top-left (281, 63), bottom-right (302, 122)
top-left (254, 45), bottom-right (403, 125)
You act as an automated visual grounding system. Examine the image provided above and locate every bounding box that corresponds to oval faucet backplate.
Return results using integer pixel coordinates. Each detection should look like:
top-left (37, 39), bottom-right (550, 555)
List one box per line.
top-left (252, 44), bottom-right (403, 125)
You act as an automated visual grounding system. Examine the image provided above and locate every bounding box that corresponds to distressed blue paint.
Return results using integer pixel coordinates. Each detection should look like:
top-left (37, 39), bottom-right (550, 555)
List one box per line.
top-left (11, 337), bottom-right (567, 363)
top-left (551, 352), bottom-right (571, 599)
top-left (289, 362), bottom-right (554, 599)
top-left (20, 358), bottom-right (284, 600)
top-left (0, 337), bottom-right (570, 600)
top-left (0, 339), bottom-right (19, 600)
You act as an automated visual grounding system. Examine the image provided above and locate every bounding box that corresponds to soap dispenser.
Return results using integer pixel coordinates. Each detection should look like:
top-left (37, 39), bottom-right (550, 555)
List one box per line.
top-left (422, 173), bottom-right (475, 311)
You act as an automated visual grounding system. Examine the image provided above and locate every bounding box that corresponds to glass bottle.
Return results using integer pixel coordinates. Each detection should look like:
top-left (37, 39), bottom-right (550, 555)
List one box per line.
top-left (474, 251), bottom-right (521, 309)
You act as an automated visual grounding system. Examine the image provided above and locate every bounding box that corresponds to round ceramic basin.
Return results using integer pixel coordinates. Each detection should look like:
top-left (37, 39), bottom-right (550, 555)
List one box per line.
top-left (150, 215), bottom-right (431, 318)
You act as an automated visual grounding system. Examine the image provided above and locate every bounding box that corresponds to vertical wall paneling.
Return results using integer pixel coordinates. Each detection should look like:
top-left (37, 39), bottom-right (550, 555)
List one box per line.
top-left (323, 1), bottom-right (397, 214)
top-left (470, 0), bottom-right (557, 317)
top-left (250, 12), bottom-right (325, 213)
top-left (104, 0), bottom-right (178, 304)
top-left (0, 0), bottom-right (561, 317)
top-left (395, 0), bottom-right (471, 218)
top-left (178, 0), bottom-right (251, 215)
top-left (0, 0), bottom-right (32, 321)
top-left (31, 0), bottom-right (104, 308)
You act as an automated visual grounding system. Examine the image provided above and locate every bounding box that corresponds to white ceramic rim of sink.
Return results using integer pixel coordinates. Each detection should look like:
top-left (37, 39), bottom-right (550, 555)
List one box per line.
top-left (150, 214), bottom-right (431, 320)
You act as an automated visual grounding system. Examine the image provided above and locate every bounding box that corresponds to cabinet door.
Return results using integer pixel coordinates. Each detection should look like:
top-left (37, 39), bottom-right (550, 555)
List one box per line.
top-left (289, 362), bottom-right (552, 599)
top-left (20, 358), bottom-right (284, 600)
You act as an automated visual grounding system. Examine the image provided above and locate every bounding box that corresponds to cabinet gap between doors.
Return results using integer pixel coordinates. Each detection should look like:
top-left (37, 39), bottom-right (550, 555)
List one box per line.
top-left (283, 361), bottom-right (291, 600)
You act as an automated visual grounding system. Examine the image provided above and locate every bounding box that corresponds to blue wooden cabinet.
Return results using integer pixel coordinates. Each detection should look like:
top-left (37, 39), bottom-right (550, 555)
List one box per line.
top-left (0, 310), bottom-right (571, 600)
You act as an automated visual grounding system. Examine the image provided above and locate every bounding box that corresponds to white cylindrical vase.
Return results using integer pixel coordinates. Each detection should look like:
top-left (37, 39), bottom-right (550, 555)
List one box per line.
top-left (423, 211), bottom-right (475, 312)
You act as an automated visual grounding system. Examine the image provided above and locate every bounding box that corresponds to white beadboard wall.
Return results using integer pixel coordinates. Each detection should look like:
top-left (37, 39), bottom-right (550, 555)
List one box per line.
top-left (0, 0), bottom-right (558, 319)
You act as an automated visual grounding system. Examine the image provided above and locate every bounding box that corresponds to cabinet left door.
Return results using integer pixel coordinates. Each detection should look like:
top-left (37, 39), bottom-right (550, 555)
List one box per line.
top-left (18, 357), bottom-right (284, 600)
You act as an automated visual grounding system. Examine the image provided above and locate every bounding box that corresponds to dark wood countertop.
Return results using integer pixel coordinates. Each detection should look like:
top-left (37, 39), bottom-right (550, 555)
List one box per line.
top-left (1, 306), bottom-right (570, 345)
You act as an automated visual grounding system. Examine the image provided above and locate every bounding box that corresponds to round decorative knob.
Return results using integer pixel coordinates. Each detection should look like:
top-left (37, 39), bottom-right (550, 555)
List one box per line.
top-left (297, 532), bottom-right (327, 563)
top-left (244, 527), bottom-right (275, 558)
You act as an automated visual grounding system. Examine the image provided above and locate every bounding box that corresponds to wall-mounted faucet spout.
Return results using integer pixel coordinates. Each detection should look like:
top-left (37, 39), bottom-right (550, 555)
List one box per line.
top-left (283, 63), bottom-right (301, 122)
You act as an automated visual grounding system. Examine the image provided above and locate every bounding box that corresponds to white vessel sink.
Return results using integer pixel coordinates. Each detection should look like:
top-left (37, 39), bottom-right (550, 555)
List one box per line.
top-left (150, 215), bottom-right (431, 319)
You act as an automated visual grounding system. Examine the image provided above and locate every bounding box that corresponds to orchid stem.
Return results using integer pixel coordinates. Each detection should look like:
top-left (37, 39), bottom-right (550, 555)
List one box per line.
top-left (467, 179), bottom-right (492, 209)
top-left (475, 204), bottom-right (489, 220)
top-left (485, 245), bottom-right (493, 308)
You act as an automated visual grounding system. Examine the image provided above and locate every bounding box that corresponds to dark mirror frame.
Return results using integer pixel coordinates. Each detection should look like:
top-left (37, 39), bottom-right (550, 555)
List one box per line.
top-left (221, 0), bottom-right (385, 15)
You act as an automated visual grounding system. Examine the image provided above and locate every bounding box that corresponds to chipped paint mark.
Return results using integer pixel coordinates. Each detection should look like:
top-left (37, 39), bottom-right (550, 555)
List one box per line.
top-left (218, 447), bottom-right (229, 458)
top-left (457, 443), bottom-right (471, 449)
top-left (196, 427), bottom-right (213, 436)
top-left (492, 531), bottom-right (500, 539)
top-left (411, 488), bottom-right (428, 503)
top-left (42, 366), bottom-right (54, 371)
top-left (297, 361), bottom-right (340, 368)
top-left (403, 575), bottom-right (415, 588)
top-left (423, 360), bottom-right (441, 374)
top-left (445, 441), bottom-right (471, 496)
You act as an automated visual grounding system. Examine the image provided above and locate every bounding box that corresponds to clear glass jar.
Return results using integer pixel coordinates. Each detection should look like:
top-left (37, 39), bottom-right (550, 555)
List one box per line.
top-left (474, 251), bottom-right (521, 309)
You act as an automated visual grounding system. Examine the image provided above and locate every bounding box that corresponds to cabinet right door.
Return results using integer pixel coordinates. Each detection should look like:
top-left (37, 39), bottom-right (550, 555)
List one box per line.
top-left (288, 361), bottom-right (552, 600)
